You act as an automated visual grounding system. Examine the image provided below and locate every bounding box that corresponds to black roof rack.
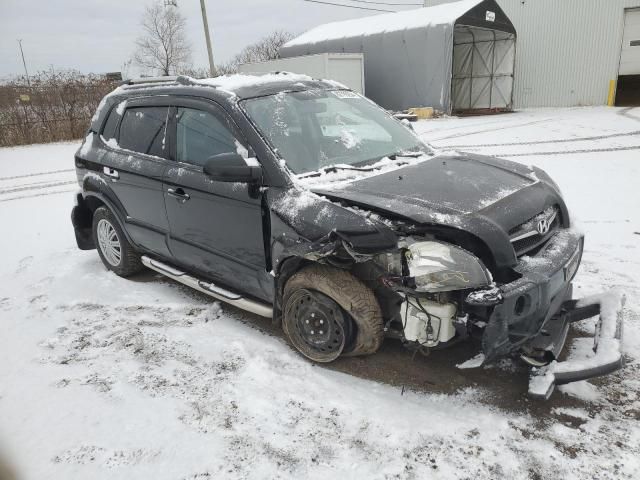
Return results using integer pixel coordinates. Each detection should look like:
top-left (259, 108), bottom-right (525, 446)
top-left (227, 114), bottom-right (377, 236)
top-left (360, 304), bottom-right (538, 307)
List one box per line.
top-left (120, 75), bottom-right (197, 87)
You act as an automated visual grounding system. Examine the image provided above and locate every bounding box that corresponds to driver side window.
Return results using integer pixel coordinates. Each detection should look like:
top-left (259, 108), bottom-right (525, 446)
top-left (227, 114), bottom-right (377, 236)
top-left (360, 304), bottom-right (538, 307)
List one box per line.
top-left (176, 107), bottom-right (238, 167)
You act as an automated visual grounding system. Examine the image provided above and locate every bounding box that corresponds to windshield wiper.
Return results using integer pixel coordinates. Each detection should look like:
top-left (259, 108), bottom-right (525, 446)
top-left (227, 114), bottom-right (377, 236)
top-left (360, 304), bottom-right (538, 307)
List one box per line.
top-left (387, 150), bottom-right (425, 160)
top-left (297, 165), bottom-right (376, 179)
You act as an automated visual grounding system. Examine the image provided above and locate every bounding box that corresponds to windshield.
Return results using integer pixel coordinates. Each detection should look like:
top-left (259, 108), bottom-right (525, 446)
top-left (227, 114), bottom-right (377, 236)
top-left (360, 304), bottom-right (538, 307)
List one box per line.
top-left (241, 89), bottom-right (428, 175)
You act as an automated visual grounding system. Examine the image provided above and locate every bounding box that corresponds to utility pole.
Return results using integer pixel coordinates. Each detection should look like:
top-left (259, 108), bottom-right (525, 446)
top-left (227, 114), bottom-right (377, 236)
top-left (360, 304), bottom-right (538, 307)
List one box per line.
top-left (199, 0), bottom-right (216, 77)
top-left (17, 39), bottom-right (31, 87)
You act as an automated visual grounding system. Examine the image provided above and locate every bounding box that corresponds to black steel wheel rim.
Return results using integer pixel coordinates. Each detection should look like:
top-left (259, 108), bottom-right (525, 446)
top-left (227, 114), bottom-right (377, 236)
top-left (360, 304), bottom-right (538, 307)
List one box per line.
top-left (285, 289), bottom-right (347, 362)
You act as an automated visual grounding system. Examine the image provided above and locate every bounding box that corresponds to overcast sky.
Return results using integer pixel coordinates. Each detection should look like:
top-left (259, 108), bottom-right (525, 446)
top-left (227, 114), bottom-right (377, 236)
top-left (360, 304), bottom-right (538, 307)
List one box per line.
top-left (0, 0), bottom-right (417, 79)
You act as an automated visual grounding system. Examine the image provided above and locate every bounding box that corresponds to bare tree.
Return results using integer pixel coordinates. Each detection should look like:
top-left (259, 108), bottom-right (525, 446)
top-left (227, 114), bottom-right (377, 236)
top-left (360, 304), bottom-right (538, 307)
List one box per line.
top-left (217, 31), bottom-right (295, 75)
top-left (134, 2), bottom-right (192, 76)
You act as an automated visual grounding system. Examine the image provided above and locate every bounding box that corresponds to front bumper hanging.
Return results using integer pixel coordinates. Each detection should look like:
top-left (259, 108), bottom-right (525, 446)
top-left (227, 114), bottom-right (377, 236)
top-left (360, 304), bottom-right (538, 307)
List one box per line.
top-left (528, 290), bottom-right (626, 399)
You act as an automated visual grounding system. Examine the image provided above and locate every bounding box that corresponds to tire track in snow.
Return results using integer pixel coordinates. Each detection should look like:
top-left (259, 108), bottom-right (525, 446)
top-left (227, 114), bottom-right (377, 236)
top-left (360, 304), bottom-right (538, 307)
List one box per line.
top-left (493, 144), bottom-right (640, 158)
top-left (435, 129), bottom-right (640, 149)
top-left (424, 118), bottom-right (555, 142)
top-left (0, 168), bottom-right (74, 181)
top-left (0, 180), bottom-right (76, 195)
top-left (618, 107), bottom-right (640, 122)
top-left (416, 113), bottom-right (533, 134)
top-left (0, 188), bottom-right (76, 203)
top-left (1, 176), bottom-right (73, 189)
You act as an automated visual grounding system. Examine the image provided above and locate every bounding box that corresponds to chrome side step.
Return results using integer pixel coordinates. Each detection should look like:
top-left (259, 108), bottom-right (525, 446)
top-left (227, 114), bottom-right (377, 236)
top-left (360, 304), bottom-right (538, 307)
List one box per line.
top-left (141, 256), bottom-right (273, 318)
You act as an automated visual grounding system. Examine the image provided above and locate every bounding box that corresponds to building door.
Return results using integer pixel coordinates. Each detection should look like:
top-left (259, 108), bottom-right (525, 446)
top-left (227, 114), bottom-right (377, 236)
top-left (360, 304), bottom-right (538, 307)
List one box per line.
top-left (451, 25), bottom-right (515, 113)
top-left (616, 9), bottom-right (640, 106)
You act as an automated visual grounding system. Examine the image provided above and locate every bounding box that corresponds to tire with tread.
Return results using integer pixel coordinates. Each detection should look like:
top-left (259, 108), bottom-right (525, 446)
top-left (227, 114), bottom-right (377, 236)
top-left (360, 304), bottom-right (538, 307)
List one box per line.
top-left (92, 206), bottom-right (143, 277)
top-left (283, 264), bottom-right (384, 358)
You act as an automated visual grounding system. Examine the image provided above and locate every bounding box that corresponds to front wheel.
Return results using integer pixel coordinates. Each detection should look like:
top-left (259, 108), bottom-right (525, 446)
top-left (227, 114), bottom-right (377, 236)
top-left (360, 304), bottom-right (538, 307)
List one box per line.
top-left (282, 265), bottom-right (384, 362)
top-left (92, 206), bottom-right (143, 277)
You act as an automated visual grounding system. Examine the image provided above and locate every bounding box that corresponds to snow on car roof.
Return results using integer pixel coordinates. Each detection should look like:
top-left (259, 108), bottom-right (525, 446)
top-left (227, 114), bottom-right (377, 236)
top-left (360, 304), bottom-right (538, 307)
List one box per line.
top-left (284, 0), bottom-right (481, 47)
top-left (195, 72), bottom-right (314, 94)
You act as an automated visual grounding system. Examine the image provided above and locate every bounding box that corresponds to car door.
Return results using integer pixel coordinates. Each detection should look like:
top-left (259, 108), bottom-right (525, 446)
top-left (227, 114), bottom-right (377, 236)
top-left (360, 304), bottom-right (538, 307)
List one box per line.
top-left (163, 99), bottom-right (268, 300)
top-left (99, 98), bottom-right (172, 258)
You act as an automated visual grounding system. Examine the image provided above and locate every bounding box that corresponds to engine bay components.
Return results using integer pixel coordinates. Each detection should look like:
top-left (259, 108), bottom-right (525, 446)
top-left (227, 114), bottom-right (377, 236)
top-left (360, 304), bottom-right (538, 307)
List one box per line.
top-left (401, 298), bottom-right (457, 347)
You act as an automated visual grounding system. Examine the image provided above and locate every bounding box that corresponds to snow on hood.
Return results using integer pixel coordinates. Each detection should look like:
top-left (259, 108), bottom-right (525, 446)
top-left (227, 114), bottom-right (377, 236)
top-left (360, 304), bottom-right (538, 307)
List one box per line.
top-left (195, 73), bottom-right (313, 96)
top-left (294, 153), bottom-right (438, 191)
top-left (284, 0), bottom-right (482, 47)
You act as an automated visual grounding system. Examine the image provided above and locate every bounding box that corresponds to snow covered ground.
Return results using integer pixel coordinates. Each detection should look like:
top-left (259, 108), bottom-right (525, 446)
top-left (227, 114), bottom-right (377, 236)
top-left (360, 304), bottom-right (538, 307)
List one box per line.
top-left (1, 107), bottom-right (639, 479)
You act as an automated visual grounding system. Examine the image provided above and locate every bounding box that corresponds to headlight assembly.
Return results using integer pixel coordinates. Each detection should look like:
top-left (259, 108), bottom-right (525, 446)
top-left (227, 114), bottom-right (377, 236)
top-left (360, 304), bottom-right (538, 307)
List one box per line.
top-left (405, 241), bottom-right (491, 292)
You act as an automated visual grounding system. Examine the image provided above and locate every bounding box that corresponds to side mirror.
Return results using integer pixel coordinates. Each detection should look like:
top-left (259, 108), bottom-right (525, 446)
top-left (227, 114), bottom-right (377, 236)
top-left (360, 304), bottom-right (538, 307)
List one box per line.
top-left (203, 153), bottom-right (262, 183)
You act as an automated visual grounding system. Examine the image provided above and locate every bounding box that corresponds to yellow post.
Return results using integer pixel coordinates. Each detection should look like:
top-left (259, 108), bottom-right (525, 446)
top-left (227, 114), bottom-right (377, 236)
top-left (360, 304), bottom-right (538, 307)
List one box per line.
top-left (607, 79), bottom-right (616, 106)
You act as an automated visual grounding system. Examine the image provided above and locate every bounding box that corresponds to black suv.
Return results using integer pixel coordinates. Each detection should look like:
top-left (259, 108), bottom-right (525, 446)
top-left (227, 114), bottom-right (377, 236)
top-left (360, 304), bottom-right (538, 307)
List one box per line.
top-left (72, 73), bottom-right (624, 398)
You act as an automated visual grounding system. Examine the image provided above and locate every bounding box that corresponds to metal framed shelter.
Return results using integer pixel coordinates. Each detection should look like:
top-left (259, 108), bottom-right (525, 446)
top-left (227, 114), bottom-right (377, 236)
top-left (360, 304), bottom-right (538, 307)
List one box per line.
top-left (280, 0), bottom-right (517, 114)
top-left (424, 0), bottom-right (640, 108)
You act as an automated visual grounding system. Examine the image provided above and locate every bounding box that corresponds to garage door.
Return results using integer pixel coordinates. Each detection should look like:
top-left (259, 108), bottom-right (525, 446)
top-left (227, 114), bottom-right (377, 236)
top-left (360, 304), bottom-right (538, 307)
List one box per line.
top-left (619, 9), bottom-right (640, 75)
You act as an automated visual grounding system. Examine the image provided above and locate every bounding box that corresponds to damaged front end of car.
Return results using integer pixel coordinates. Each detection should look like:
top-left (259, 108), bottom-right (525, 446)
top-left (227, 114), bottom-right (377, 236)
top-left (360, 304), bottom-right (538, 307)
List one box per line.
top-left (268, 187), bottom-right (625, 399)
top-left (374, 227), bottom-right (624, 399)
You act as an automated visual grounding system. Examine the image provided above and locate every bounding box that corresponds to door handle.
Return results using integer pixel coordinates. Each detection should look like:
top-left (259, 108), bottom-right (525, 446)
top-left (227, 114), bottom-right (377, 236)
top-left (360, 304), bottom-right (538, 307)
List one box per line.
top-left (167, 187), bottom-right (190, 202)
top-left (103, 166), bottom-right (119, 179)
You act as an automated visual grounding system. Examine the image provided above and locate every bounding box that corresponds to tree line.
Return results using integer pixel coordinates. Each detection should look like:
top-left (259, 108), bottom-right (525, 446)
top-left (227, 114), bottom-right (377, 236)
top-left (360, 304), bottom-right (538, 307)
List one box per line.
top-left (0, 71), bottom-right (118, 147)
top-left (0, 0), bottom-right (295, 146)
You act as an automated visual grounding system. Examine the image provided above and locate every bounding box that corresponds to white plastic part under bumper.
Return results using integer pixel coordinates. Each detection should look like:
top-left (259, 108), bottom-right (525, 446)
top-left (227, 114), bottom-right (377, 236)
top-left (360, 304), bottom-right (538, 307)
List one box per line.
top-left (528, 291), bottom-right (626, 400)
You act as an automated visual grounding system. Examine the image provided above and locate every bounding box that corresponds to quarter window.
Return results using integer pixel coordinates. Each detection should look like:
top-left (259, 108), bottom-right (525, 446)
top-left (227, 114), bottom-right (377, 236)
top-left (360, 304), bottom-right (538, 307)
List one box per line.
top-left (176, 108), bottom-right (238, 166)
top-left (101, 105), bottom-right (120, 141)
top-left (118, 106), bottom-right (169, 158)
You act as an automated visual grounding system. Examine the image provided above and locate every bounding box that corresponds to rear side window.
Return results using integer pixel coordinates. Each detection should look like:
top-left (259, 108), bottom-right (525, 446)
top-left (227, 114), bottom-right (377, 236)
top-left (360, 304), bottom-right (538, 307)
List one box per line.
top-left (101, 106), bottom-right (120, 141)
top-left (176, 107), bottom-right (237, 166)
top-left (118, 107), bottom-right (169, 158)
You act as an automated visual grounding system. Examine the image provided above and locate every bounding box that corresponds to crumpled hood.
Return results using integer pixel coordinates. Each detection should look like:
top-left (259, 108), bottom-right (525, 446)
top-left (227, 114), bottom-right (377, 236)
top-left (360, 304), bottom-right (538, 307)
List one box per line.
top-left (314, 154), bottom-right (532, 217)
top-left (312, 153), bottom-right (569, 269)
top-left (313, 153), bottom-right (562, 227)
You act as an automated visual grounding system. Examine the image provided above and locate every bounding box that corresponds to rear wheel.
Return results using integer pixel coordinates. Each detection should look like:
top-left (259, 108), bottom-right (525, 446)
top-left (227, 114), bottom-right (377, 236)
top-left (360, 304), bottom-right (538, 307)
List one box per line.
top-left (283, 264), bottom-right (383, 362)
top-left (92, 206), bottom-right (143, 277)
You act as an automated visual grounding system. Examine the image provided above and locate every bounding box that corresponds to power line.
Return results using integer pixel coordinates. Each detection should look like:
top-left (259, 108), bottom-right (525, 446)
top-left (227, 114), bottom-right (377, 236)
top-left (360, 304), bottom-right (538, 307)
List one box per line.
top-left (300, 0), bottom-right (397, 13)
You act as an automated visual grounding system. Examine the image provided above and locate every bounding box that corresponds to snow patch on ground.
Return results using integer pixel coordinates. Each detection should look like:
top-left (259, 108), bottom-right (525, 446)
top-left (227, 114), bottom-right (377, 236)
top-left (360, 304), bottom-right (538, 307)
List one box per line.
top-left (457, 353), bottom-right (485, 369)
top-left (558, 381), bottom-right (603, 402)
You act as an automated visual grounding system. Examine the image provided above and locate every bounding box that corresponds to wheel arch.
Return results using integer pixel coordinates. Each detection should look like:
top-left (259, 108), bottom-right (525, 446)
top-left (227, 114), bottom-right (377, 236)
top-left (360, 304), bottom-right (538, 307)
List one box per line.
top-left (282, 262), bottom-right (384, 357)
top-left (273, 255), bottom-right (315, 324)
top-left (75, 190), bottom-right (136, 249)
top-left (273, 255), bottom-right (388, 327)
